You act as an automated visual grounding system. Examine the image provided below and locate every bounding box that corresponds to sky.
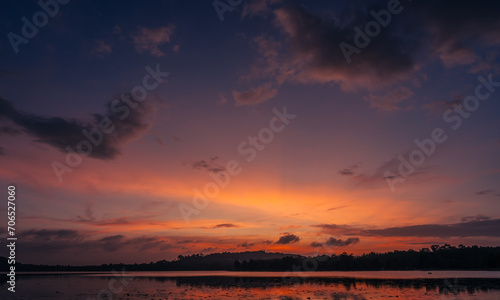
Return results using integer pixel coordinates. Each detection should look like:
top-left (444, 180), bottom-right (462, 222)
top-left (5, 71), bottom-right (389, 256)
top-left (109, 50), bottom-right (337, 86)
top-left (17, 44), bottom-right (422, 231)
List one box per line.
top-left (0, 0), bottom-right (499, 265)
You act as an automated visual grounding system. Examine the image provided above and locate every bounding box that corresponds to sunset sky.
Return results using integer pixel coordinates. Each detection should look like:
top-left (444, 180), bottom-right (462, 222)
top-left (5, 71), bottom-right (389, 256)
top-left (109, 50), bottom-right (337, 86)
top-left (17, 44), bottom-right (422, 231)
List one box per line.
top-left (1, 0), bottom-right (500, 265)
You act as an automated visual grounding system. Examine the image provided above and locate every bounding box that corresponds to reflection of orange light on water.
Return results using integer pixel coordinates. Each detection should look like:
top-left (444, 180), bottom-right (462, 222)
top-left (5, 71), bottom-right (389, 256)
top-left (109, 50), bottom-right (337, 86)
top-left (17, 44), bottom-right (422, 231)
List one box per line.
top-left (16, 272), bottom-right (500, 299)
top-left (127, 279), bottom-right (479, 299)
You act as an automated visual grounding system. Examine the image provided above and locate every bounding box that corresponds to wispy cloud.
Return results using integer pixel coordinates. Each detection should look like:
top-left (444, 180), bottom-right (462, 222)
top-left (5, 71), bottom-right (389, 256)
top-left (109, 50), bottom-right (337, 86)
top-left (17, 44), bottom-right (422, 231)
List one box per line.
top-left (211, 223), bottom-right (240, 229)
top-left (238, 241), bottom-right (255, 248)
top-left (338, 164), bottom-right (359, 176)
top-left (232, 83), bottom-right (278, 106)
top-left (422, 97), bottom-right (463, 115)
top-left (327, 205), bottom-right (349, 212)
top-left (311, 237), bottom-right (360, 247)
top-left (0, 125), bottom-right (21, 136)
top-left (461, 215), bottom-right (490, 222)
top-left (92, 40), bottom-right (112, 57)
top-left (185, 156), bottom-right (225, 173)
top-left (476, 189), bottom-right (493, 195)
top-left (365, 87), bottom-right (414, 111)
top-left (130, 26), bottom-right (175, 57)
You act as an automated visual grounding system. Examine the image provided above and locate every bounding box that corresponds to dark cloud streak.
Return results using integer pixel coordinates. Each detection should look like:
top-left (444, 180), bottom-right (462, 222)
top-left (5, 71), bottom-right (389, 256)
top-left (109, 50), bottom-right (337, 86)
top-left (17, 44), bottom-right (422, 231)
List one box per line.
top-left (313, 219), bottom-right (500, 238)
top-left (359, 219), bottom-right (500, 238)
top-left (476, 189), bottom-right (493, 195)
top-left (185, 156), bottom-right (225, 173)
top-left (0, 94), bottom-right (154, 160)
top-left (312, 237), bottom-right (360, 247)
top-left (275, 233), bottom-right (300, 244)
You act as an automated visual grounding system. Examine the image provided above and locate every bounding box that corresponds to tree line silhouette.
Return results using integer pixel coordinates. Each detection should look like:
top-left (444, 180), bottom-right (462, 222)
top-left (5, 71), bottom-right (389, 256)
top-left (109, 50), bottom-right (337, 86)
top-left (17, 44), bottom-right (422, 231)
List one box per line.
top-left (1, 244), bottom-right (499, 272)
top-left (235, 244), bottom-right (500, 271)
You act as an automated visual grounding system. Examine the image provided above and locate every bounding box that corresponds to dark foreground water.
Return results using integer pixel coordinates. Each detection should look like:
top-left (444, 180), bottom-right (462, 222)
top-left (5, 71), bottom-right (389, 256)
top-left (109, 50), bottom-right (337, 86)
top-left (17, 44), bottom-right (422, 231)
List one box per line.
top-left (2, 271), bottom-right (500, 299)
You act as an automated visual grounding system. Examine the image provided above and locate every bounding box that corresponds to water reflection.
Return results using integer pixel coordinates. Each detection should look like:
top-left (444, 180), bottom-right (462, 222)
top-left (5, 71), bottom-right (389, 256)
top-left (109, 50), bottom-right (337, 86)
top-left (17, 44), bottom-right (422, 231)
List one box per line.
top-left (145, 275), bottom-right (500, 294)
top-left (1, 274), bottom-right (500, 299)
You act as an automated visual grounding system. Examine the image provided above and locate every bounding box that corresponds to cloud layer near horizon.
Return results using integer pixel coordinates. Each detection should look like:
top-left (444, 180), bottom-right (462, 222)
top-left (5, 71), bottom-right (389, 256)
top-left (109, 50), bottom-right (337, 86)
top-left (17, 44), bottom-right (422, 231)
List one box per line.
top-left (313, 218), bottom-right (500, 238)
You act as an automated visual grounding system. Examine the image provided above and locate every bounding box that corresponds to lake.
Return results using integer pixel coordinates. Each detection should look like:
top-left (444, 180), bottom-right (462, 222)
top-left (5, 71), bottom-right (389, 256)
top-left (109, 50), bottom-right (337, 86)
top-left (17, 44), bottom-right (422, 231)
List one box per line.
top-left (2, 271), bottom-right (500, 299)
